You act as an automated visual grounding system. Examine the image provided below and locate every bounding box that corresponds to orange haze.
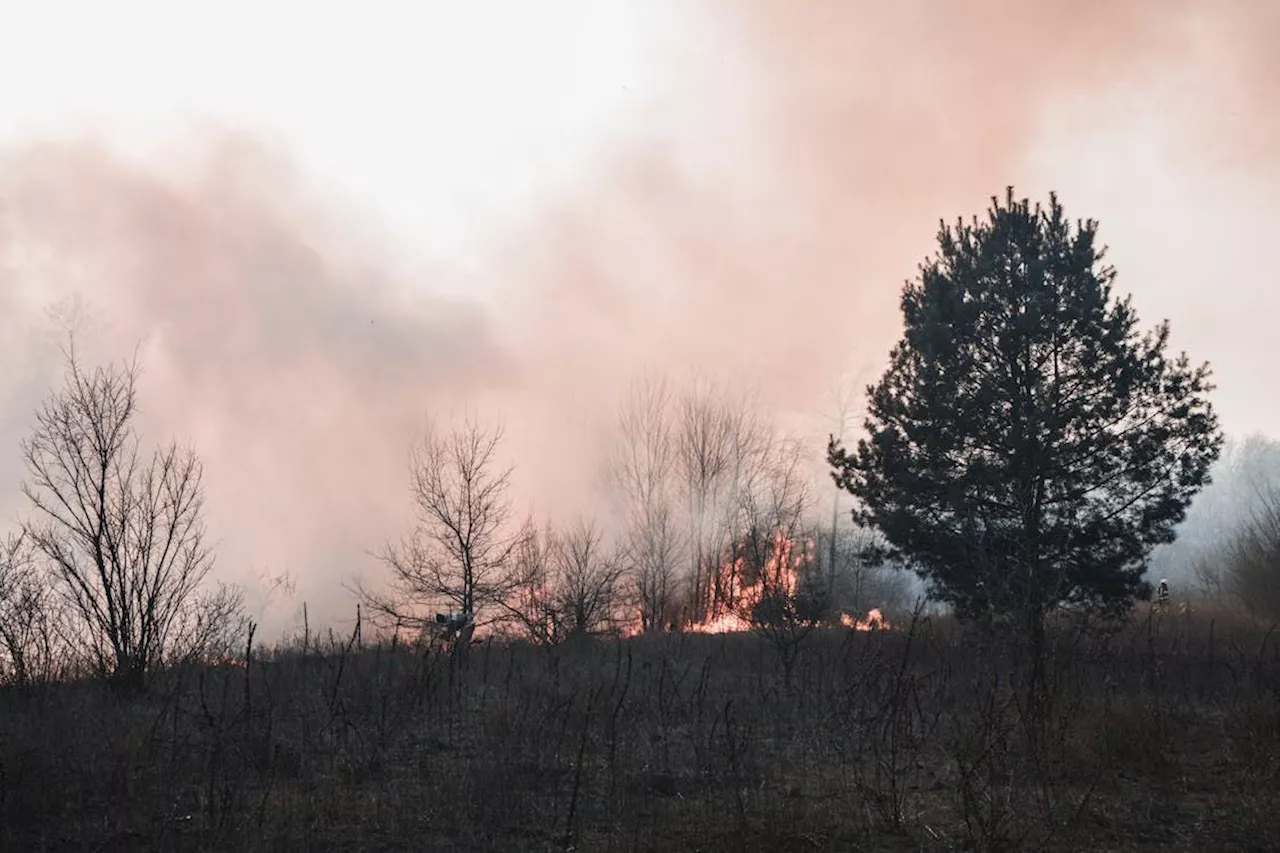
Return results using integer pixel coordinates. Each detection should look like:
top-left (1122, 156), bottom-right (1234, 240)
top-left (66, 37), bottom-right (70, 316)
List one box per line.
top-left (0, 1), bottom-right (1276, 636)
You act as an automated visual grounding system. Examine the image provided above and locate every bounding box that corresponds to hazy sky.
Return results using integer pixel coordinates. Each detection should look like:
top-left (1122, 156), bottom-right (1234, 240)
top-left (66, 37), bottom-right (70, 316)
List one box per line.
top-left (0, 1), bottom-right (1275, 634)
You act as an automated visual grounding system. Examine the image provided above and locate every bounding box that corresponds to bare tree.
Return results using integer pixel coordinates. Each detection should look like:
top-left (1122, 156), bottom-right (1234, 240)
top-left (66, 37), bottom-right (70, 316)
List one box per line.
top-left (0, 531), bottom-right (62, 686)
top-left (624, 501), bottom-right (684, 632)
top-left (1222, 484), bottom-right (1280, 620)
top-left (172, 581), bottom-right (252, 666)
top-left (733, 440), bottom-right (826, 687)
top-left (822, 373), bottom-right (863, 590)
top-left (1191, 554), bottom-right (1227, 605)
top-left (610, 378), bottom-right (685, 632)
top-left (358, 418), bottom-right (523, 650)
top-left (675, 382), bottom-right (769, 623)
top-left (729, 438), bottom-right (811, 606)
top-left (613, 377), bottom-right (678, 515)
top-left (507, 522), bottom-right (562, 645)
top-left (550, 519), bottom-right (627, 640)
top-left (508, 520), bottom-right (628, 644)
top-left (20, 345), bottom-right (226, 689)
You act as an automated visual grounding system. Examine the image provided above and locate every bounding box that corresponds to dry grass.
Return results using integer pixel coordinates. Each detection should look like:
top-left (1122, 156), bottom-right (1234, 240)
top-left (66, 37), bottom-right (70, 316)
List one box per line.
top-left (1, 605), bottom-right (1278, 852)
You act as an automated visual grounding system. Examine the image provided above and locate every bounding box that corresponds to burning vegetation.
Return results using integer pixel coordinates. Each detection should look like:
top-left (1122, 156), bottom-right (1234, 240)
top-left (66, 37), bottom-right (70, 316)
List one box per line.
top-left (841, 607), bottom-right (888, 631)
top-left (688, 529), bottom-right (816, 635)
top-left (344, 375), bottom-right (913, 656)
top-left (680, 529), bottom-right (891, 635)
top-left (3, 187), bottom-right (1259, 851)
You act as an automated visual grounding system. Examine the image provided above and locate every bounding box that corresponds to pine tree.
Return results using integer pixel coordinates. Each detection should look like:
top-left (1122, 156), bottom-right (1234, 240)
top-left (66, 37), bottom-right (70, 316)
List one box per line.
top-left (829, 188), bottom-right (1222, 641)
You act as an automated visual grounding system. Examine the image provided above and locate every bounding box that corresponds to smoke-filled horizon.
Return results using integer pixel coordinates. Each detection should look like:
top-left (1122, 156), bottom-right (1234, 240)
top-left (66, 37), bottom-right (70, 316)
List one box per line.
top-left (0, 1), bottom-right (1276, 637)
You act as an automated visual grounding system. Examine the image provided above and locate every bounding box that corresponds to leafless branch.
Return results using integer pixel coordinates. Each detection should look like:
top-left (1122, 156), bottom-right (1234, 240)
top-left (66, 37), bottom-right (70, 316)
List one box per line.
top-left (356, 417), bottom-right (523, 642)
top-left (19, 343), bottom-right (231, 688)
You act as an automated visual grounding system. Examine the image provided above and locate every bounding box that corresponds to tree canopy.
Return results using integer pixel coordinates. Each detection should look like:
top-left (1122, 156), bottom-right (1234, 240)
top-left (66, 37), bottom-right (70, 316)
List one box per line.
top-left (829, 188), bottom-right (1222, 626)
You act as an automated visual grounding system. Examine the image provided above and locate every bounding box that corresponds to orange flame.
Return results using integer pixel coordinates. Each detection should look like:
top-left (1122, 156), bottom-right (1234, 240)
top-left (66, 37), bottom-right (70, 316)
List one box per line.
top-left (617, 529), bottom-right (894, 637)
top-left (841, 608), bottom-right (889, 631)
top-left (691, 611), bottom-right (755, 634)
top-left (688, 528), bottom-right (812, 634)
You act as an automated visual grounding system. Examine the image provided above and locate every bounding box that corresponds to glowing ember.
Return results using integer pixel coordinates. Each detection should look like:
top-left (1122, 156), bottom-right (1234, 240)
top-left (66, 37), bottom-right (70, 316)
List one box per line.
top-left (841, 608), bottom-right (889, 631)
top-left (693, 611), bottom-right (755, 634)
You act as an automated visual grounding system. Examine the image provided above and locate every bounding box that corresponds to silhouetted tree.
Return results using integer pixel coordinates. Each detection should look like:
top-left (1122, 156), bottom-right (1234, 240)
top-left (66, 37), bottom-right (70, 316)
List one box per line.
top-left (735, 442), bottom-right (827, 689)
top-left (507, 522), bottom-right (561, 644)
top-left (507, 520), bottom-right (627, 644)
top-left (358, 418), bottom-right (523, 655)
top-left (829, 189), bottom-right (1221, 668)
top-left (624, 501), bottom-right (683, 632)
top-left (675, 383), bottom-right (768, 623)
top-left (610, 378), bottom-right (685, 632)
top-left (21, 344), bottom-right (234, 689)
top-left (0, 531), bottom-right (60, 686)
top-left (549, 519), bottom-right (628, 640)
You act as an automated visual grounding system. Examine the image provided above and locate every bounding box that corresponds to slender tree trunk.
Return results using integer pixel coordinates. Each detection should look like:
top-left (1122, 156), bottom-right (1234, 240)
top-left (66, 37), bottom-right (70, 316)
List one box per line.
top-left (829, 496), bottom-right (838, 580)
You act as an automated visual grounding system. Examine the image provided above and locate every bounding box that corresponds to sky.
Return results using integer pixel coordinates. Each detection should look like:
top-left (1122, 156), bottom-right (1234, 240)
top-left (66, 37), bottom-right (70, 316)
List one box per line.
top-left (0, 0), bottom-right (1276, 634)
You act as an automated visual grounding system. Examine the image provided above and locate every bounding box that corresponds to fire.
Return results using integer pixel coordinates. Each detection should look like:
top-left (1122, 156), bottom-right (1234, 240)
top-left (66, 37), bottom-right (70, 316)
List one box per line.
top-left (841, 608), bottom-right (889, 631)
top-left (692, 611), bottom-right (755, 634)
top-left (688, 528), bottom-right (811, 634)
top-left (615, 528), bottom-right (894, 637)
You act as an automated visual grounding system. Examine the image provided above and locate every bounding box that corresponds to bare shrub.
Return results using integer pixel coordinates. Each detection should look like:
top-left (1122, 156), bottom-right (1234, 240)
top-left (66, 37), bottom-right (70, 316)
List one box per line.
top-left (173, 582), bottom-right (252, 665)
top-left (507, 522), bottom-right (562, 644)
top-left (508, 520), bottom-right (628, 644)
top-left (549, 520), bottom-right (628, 639)
top-left (1186, 552), bottom-right (1227, 605)
top-left (1223, 485), bottom-right (1280, 620)
top-left (0, 531), bottom-right (64, 686)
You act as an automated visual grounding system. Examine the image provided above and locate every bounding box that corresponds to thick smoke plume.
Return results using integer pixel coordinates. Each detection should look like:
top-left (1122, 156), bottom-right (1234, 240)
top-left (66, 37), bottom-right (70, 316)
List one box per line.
top-left (0, 140), bottom-right (518, 630)
top-left (0, 1), bottom-right (1275, 635)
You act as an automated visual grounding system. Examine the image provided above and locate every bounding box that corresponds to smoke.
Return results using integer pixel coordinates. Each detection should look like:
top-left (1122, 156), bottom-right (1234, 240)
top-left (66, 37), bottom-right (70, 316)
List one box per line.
top-left (0, 1), bottom-right (1275, 634)
top-left (496, 0), bottom-right (1191, 396)
top-left (0, 139), bottom-right (516, 629)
